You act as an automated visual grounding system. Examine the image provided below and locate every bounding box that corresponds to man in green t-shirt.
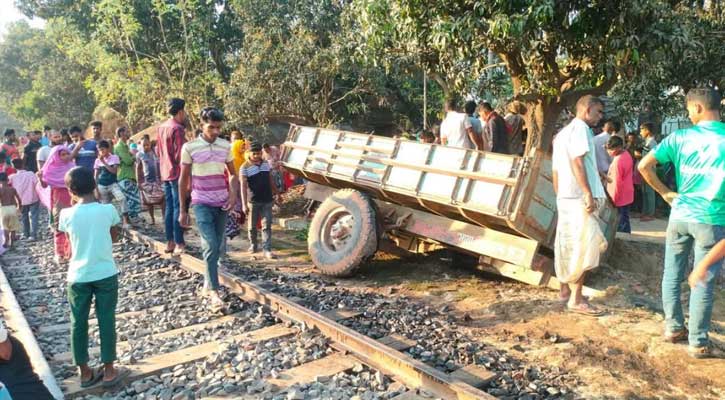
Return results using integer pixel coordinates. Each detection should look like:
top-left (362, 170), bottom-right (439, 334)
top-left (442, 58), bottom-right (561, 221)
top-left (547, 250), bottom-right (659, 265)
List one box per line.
top-left (114, 127), bottom-right (141, 221)
top-left (639, 87), bottom-right (725, 358)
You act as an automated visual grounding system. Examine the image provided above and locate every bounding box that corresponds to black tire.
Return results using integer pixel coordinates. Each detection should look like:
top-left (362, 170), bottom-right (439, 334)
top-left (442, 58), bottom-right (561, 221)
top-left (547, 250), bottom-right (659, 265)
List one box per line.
top-left (308, 189), bottom-right (379, 277)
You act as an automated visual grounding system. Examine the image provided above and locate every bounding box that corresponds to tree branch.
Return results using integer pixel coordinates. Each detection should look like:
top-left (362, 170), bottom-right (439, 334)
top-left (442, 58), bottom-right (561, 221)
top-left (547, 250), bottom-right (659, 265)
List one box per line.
top-left (542, 46), bottom-right (563, 85)
top-left (328, 86), bottom-right (366, 106)
top-left (498, 49), bottom-right (527, 95)
top-left (428, 72), bottom-right (450, 98)
top-left (559, 76), bottom-right (618, 106)
top-left (513, 93), bottom-right (543, 103)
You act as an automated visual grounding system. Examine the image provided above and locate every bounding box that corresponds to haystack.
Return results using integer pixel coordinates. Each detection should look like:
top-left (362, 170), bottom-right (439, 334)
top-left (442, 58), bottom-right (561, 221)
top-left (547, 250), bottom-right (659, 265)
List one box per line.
top-left (88, 106), bottom-right (128, 139)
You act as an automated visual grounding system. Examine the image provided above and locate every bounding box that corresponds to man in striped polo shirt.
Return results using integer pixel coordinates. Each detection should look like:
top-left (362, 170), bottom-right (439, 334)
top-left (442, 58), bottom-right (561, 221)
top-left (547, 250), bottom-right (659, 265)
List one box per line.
top-left (178, 107), bottom-right (239, 308)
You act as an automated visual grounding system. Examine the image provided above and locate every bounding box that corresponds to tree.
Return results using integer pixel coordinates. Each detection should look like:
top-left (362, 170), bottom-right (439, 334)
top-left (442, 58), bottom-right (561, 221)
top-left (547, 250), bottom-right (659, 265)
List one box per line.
top-left (0, 21), bottom-right (95, 128)
top-left (352, 0), bottom-right (725, 151)
top-left (20, 0), bottom-right (244, 130)
top-left (224, 0), bottom-right (368, 127)
top-left (223, 0), bottom-right (439, 132)
top-left (0, 109), bottom-right (23, 132)
top-left (610, 4), bottom-right (725, 123)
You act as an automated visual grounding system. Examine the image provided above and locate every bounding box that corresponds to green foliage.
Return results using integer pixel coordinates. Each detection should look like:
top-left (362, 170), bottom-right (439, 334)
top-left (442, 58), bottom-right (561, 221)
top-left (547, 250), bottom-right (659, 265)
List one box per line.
top-left (7, 0), bottom-right (723, 139)
top-left (223, 0), bottom-right (436, 132)
top-left (610, 4), bottom-right (725, 122)
top-left (222, 0), bottom-right (358, 126)
top-left (0, 109), bottom-right (23, 132)
top-left (0, 20), bottom-right (95, 128)
top-left (294, 225), bottom-right (309, 242)
top-left (351, 0), bottom-right (725, 147)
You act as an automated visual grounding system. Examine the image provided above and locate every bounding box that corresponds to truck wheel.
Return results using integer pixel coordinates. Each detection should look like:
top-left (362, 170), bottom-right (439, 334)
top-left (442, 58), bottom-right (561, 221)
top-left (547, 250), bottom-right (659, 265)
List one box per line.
top-left (308, 189), bottom-right (379, 277)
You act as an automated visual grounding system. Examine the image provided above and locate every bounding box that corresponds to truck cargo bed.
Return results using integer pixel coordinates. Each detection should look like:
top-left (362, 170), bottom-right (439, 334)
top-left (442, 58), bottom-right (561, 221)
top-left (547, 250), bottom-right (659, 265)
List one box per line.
top-left (281, 125), bottom-right (618, 251)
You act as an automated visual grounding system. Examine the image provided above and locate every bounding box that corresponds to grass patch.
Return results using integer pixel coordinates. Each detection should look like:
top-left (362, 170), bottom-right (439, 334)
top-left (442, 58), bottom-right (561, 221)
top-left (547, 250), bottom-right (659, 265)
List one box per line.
top-left (294, 226), bottom-right (309, 242)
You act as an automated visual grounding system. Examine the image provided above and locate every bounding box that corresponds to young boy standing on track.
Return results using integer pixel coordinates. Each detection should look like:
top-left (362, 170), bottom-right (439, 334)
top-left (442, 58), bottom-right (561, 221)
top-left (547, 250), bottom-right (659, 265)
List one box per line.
top-left (94, 140), bottom-right (130, 227)
top-left (241, 142), bottom-right (281, 260)
top-left (59, 167), bottom-right (129, 388)
top-left (8, 159), bottom-right (40, 241)
top-left (0, 172), bottom-right (21, 249)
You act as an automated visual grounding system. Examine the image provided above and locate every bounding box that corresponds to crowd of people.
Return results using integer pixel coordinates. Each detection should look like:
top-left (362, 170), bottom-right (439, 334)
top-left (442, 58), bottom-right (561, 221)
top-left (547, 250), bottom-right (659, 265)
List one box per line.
top-left (415, 98), bottom-right (528, 156)
top-left (0, 98), bottom-right (288, 394)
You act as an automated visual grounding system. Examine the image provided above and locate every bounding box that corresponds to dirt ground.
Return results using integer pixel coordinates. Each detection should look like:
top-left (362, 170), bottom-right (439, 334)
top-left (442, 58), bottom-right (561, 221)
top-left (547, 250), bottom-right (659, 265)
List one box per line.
top-left (138, 197), bottom-right (725, 400)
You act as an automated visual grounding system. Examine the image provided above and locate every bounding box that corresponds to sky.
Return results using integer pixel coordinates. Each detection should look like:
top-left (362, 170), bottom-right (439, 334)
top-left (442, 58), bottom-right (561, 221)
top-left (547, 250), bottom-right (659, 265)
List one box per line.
top-left (0, 0), bottom-right (45, 37)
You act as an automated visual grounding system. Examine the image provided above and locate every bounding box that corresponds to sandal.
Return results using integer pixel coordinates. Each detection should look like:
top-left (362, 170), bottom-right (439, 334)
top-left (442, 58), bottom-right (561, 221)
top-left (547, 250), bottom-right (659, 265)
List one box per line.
top-left (688, 346), bottom-right (712, 359)
top-left (102, 367), bottom-right (131, 388)
top-left (663, 329), bottom-right (688, 343)
top-left (567, 302), bottom-right (604, 317)
top-left (172, 247), bottom-right (186, 256)
top-left (80, 368), bottom-right (104, 388)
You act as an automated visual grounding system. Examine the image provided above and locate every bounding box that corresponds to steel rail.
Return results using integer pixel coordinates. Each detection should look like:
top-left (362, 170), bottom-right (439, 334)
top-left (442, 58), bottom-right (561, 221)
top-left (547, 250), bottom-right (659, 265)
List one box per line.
top-left (126, 229), bottom-right (495, 400)
top-left (0, 257), bottom-right (64, 399)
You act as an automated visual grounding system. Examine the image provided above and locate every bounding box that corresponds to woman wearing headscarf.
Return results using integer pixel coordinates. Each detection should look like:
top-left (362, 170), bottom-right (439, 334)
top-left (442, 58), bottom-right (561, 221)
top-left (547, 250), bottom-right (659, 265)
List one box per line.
top-left (38, 145), bottom-right (75, 263)
top-left (230, 131), bottom-right (246, 174)
top-left (224, 131), bottom-right (246, 241)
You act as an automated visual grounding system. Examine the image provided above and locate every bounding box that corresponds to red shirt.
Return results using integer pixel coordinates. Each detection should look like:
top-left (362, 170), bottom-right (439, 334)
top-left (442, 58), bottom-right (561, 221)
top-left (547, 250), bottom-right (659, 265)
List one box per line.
top-left (607, 150), bottom-right (634, 207)
top-left (156, 118), bottom-right (186, 181)
top-left (0, 143), bottom-right (19, 173)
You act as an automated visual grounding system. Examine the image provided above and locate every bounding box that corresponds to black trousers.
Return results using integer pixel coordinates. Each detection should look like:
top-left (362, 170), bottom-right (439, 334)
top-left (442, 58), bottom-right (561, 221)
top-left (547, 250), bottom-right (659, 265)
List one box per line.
top-left (0, 337), bottom-right (53, 400)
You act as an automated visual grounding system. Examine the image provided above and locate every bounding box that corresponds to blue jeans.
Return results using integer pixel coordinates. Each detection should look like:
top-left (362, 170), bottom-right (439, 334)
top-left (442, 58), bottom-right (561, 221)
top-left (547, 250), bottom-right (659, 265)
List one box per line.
top-left (617, 205), bottom-right (631, 233)
top-left (248, 202), bottom-right (273, 251)
top-left (193, 204), bottom-right (227, 290)
top-left (642, 183), bottom-right (656, 217)
top-left (21, 201), bottom-right (40, 239)
top-left (663, 221), bottom-right (725, 347)
top-left (163, 180), bottom-right (184, 245)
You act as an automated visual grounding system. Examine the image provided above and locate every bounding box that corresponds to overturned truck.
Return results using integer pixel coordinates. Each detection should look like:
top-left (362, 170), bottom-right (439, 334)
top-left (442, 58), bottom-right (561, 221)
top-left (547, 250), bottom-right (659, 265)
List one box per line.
top-left (281, 125), bottom-right (618, 290)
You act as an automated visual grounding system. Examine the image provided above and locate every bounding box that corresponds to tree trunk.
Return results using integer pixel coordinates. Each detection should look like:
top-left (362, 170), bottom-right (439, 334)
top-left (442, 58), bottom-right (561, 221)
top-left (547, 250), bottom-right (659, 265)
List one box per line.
top-left (429, 72), bottom-right (451, 99)
top-left (523, 98), bottom-right (563, 155)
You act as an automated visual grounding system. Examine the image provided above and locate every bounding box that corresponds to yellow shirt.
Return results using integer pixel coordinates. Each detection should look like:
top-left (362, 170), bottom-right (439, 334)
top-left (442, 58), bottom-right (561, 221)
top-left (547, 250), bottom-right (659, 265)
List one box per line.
top-left (231, 139), bottom-right (246, 175)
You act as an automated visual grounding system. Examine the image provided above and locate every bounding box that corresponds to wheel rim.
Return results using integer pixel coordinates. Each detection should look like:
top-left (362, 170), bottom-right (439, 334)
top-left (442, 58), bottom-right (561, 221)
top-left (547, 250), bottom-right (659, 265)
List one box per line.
top-left (321, 208), bottom-right (355, 253)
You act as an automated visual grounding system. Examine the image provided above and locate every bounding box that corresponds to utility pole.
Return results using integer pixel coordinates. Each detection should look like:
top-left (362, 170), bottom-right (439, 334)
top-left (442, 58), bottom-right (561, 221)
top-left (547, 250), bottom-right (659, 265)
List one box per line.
top-left (423, 70), bottom-right (428, 129)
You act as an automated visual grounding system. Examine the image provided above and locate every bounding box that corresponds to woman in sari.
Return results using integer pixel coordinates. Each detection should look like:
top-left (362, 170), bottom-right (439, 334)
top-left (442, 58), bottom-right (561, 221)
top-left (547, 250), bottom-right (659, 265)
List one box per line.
top-left (230, 131), bottom-right (246, 175)
top-left (136, 137), bottom-right (165, 224)
top-left (38, 145), bottom-right (75, 264)
top-left (225, 131), bottom-right (246, 240)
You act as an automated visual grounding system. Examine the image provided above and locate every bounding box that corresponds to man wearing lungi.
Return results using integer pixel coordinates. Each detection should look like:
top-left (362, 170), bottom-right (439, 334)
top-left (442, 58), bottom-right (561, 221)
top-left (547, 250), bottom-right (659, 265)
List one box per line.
top-left (552, 95), bottom-right (607, 316)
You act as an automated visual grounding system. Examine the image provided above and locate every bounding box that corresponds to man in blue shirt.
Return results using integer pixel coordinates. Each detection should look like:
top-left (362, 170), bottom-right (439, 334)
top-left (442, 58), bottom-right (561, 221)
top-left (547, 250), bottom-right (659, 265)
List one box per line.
top-left (40, 125), bottom-right (51, 146)
top-left (68, 126), bottom-right (97, 171)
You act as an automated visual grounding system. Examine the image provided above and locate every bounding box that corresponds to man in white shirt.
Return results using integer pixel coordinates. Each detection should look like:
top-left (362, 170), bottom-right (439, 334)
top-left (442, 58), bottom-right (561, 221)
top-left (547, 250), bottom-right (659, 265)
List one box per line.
top-left (36, 130), bottom-right (63, 171)
top-left (593, 119), bottom-right (620, 179)
top-left (440, 99), bottom-right (481, 150)
top-left (552, 95), bottom-right (607, 316)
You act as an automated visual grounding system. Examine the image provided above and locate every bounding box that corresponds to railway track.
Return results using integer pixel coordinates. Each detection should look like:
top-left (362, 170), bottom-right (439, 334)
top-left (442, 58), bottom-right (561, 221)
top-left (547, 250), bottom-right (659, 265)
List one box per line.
top-left (0, 224), bottom-right (578, 400)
